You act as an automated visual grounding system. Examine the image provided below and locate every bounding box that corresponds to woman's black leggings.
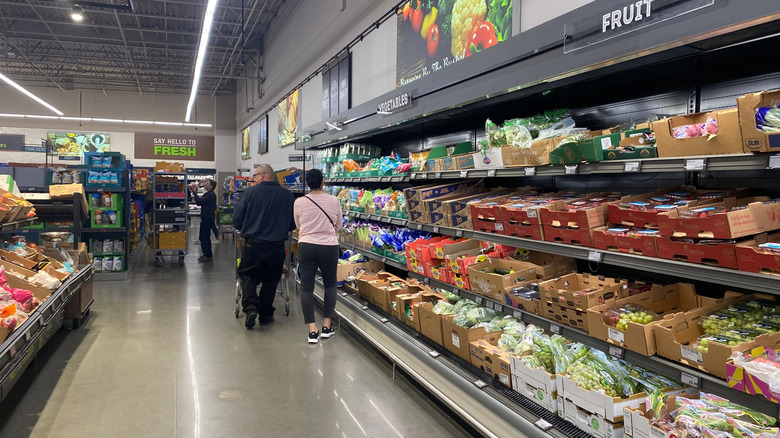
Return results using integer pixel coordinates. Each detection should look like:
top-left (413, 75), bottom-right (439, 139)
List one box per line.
top-left (298, 242), bottom-right (339, 325)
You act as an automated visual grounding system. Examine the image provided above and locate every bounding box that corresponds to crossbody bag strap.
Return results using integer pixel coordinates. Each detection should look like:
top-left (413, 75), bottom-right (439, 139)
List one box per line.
top-left (304, 196), bottom-right (335, 227)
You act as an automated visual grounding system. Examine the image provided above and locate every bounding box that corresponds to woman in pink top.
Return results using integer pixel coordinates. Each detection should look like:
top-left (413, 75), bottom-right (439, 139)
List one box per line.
top-left (294, 169), bottom-right (342, 344)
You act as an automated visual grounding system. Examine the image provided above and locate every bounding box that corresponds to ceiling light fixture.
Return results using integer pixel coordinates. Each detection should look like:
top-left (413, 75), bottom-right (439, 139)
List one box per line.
top-left (0, 72), bottom-right (64, 115)
top-left (0, 113), bottom-right (212, 128)
top-left (185, 0), bottom-right (219, 122)
top-left (70, 5), bottom-right (84, 22)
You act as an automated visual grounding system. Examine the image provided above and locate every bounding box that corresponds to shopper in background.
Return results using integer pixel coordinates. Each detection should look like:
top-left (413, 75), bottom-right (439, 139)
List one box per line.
top-left (294, 168), bottom-right (342, 344)
top-left (234, 165), bottom-right (295, 329)
top-left (188, 178), bottom-right (217, 262)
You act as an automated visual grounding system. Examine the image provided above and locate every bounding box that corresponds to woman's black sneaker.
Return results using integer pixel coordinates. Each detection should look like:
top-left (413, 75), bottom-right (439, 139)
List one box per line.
top-left (321, 326), bottom-right (336, 338)
top-left (308, 331), bottom-right (320, 344)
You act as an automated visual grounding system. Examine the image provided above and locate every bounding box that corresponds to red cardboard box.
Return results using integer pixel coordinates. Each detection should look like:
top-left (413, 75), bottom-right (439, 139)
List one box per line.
top-left (450, 271), bottom-right (471, 291)
top-left (652, 108), bottom-right (744, 158)
top-left (538, 194), bottom-right (623, 231)
top-left (592, 227), bottom-right (657, 257)
top-left (404, 237), bottom-right (447, 265)
top-left (430, 238), bottom-right (479, 260)
top-left (655, 236), bottom-right (738, 269)
top-left (428, 262), bottom-right (450, 284)
top-left (658, 196), bottom-right (780, 240)
top-left (543, 225), bottom-right (594, 247)
top-left (736, 231), bottom-right (780, 275)
top-left (607, 187), bottom-right (737, 228)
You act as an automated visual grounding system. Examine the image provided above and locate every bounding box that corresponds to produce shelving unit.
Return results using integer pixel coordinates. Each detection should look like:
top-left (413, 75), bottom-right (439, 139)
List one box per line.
top-left (293, 2), bottom-right (780, 435)
top-left (151, 172), bottom-right (188, 267)
top-left (0, 218), bottom-right (37, 233)
top-left (0, 217), bottom-right (94, 403)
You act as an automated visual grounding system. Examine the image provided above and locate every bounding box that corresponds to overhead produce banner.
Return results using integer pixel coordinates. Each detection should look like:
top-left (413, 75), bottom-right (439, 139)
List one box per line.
top-left (258, 115), bottom-right (268, 155)
top-left (134, 133), bottom-right (215, 161)
top-left (0, 134), bottom-right (25, 151)
top-left (278, 89), bottom-right (299, 147)
top-left (47, 132), bottom-right (110, 156)
top-left (563, 0), bottom-right (715, 53)
top-left (396, 0), bottom-right (513, 88)
top-left (241, 126), bottom-right (250, 160)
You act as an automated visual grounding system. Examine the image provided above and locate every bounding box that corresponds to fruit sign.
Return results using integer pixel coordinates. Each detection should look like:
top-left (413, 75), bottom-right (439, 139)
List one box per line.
top-left (395, 0), bottom-right (513, 88)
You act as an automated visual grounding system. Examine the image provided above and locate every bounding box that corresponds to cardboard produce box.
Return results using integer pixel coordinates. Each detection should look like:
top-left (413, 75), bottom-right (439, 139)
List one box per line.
top-left (543, 301), bottom-right (590, 331)
top-left (504, 291), bottom-right (542, 315)
top-left (559, 374), bottom-right (647, 423)
top-left (510, 355), bottom-right (559, 414)
top-left (472, 148), bottom-right (505, 169)
top-left (0, 249), bottom-right (37, 270)
top-left (469, 332), bottom-right (512, 388)
top-left (654, 293), bottom-right (777, 378)
top-left (441, 314), bottom-right (502, 362)
top-left (404, 180), bottom-right (483, 211)
top-left (563, 398), bottom-right (625, 438)
top-left (540, 273), bottom-right (628, 312)
top-left (539, 194), bottom-right (624, 231)
top-left (737, 89), bottom-right (780, 153)
top-left (655, 236), bottom-right (738, 269)
top-left (423, 183), bottom-right (486, 218)
top-left (394, 287), bottom-right (439, 330)
top-left (606, 187), bottom-right (737, 229)
top-left (467, 258), bottom-right (542, 299)
top-left (336, 260), bottom-right (384, 287)
top-left (652, 108), bottom-right (743, 157)
top-left (519, 251), bottom-right (578, 279)
top-left (417, 302), bottom-right (448, 345)
top-left (543, 225), bottom-right (595, 247)
top-left (49, 183), bottom-right (85, 200)
top-left (355, 271), bottom-right (400, 304)
top-left (658, 196), bottom-right (780, 240)
top-left (592, 227), bottom-right (658, 257)
top-left (586, 283), bottom-right (735, 356)
top-left (549, 133), bottom-right (622, 164)
top-left (501, 137), bottom-right (559, 167)
top-left (429, 238), bottom-right (477, 260)
top-left (736, 231), bottom-right (780, 275)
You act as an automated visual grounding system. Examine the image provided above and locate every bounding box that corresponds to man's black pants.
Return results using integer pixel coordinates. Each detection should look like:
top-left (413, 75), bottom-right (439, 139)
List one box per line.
top-left (238, 239), bottom-right (285, 320)
top-left (199, 217), bottom-right (214, 258)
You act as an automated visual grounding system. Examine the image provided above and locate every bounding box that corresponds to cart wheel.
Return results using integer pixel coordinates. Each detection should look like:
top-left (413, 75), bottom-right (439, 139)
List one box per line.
top-left (235, 306), bottom-right (240, 318)
top-left (178, 256), bottom-right (185, 266)
top-left (285, 302), bottom-right (290, 316)
top-left (155, 256), bottom-right (165, 267)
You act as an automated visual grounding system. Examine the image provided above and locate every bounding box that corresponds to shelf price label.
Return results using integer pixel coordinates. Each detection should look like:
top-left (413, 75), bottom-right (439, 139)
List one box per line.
top-left (681, 345), bottom-right (704, 364)
top-left (487, 169), bottom-right (496, 177)
top-left (495, 223), bottom-right (504, 231)
top-left (459, 170), bottom-right (468, 178)
top-left (524, 167), bottom-right (536, 176)
top-left (473, 380), bottom-right (488, 389)
top-left (455, 229), bottom-right (463, 237)
top-left (451, 287), bottom-right (460, 296)
top-left (340, 292), bottom-right (348, 296)
top-left (432, 226), bottom-right (439, 234)
top-left (624, 161), bottom-right (641, 173)
top-left (564, 165), bottom-right (579, 175)
top-left (535, 419), bottom-right (553, 431)
top-left (474, 296), bottom-right (484, 305)
top-left (513, 310), bottom-right (524, 321)
top-left (416, 223), bottom-right (423, 231)
top-left (608, 327), bottom-right (625, 344)
top-left (685, 159), bottom-right (706, 171)
top-left (428, 350), bottom-right (441, 358)
top-left (769, 154), bottom-right (780, 170)
top-left (608, 345), bottom-right (625, 360)
top-left (380, 317), bottom-right (389, 323)
top-left (680, 372), bottom-right (700, 388)
top-left (549, 323), bottom-right (561, 334)
top-left (361, 305), bottom-right (369, 310)
top-left (587, 250), bottom-right (603, 263)
top-left (421, 173), bottom-right (429, 179)
top-left (435, 172), bottom-right (441, 179)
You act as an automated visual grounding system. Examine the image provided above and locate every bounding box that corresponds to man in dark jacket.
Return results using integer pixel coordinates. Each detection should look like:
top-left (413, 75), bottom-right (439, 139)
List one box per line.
top-left (234, 165), bottom-right (295, 328)
top-left (189, 178), bottom-right (217, 262)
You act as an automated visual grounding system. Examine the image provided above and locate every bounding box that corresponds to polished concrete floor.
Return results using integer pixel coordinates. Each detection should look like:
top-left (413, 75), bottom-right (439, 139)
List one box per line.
top-left (0, 232), bottom-right (471, 437)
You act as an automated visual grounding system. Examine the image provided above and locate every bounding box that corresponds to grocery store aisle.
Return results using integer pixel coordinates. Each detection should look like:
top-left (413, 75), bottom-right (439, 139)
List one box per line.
top-left (0, 232), bottom-right (471, 438)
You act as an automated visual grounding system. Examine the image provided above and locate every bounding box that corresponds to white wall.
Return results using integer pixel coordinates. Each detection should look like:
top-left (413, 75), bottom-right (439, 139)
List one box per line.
top-left (520, 0), bottom-right (596, 32)
top-left (0, 86), bottom-right (237, 171)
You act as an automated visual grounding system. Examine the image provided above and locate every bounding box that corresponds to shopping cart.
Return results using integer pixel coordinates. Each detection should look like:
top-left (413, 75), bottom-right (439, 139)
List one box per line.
top-left (234, 233), bottom-right (291, 318)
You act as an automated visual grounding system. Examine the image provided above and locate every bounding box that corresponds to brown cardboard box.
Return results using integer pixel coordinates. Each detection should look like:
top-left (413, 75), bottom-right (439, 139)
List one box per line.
top-left (0, 260), bottom-right (37, 282)
top-left (521, 251), bottom-right (578, 279)
top-left (404, 180), bottom-right (484, 211)
top-left (441, 314), bottom-right (501, 362)
top-left (470, 332), bottom-right (513, 388)
top-left (737, 89), bottom-right (780, 153)
top-left (395, 289), bottom-right (440, 331)
top-left (418, 301), bottom-right (447, 345)
top-left (501, 137), bottom-right (558, 167)
top-left (654, 293), bottom-right (775, 378)
top-left (467, 258), bottom-right (542, 299)
top-left (355, 271), bottom-right (397, 302)
top-left (49, 183), bottom-right (85, 199)
top-left (4, 272), bottom-right (52, 302)
top-left (336, 260), bottom-right (384, 287)
top-left (539, 273), bottom-right (628, 311)
top-left (586, 283), bottom-right (732, 356)
top-left (652, 108), bottom-right (743, 158)
top-left (0, 249), bottom-right (37, 270)
top-left (543, 301), bottom-right (590, 331)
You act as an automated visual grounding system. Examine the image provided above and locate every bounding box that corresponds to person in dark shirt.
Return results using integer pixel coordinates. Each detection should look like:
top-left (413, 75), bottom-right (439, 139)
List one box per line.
top-left (189, 178), bottom-right (217, 262)
top-left (233, 165), bottom-right (295, 328)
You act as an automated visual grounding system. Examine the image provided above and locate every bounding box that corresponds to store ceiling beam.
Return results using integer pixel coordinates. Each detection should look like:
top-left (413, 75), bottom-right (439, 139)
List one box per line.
top-left (2, 60), bottom-right (249, 79)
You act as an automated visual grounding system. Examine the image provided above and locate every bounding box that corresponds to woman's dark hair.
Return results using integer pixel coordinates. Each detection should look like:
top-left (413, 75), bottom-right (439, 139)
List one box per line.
top-left (306, 168), bottom-right (323, 190)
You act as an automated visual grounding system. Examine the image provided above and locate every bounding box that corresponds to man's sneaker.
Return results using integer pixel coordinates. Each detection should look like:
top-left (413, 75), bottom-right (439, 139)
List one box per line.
top-left (308, 331), bottom-right (320, 344)
top-left (198, 256), bottom-right (212, 263)
top-left (245, 311), bottom-right (258, 329)
top-left (259, 316), bottom-right (275, 326)
top-left (321, 325), bottom-right (336, 338)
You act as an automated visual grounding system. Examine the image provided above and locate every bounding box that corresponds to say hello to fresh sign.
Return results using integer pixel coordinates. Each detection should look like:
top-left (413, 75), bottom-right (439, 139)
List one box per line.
top-left (134, 132), bottom-right (215, 161)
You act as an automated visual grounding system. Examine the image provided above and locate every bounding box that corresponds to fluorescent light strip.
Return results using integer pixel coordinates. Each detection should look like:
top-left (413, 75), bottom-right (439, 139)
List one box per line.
top-left (0, 113), bottom-right (212, 128)
top-left (0, 72), bottom-right (64, 115)
top-left (185, 0), bottom-right (219, 122)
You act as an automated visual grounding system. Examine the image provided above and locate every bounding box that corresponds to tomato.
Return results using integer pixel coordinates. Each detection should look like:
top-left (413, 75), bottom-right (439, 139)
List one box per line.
top-left (465, 21), bottom-right (498, 57)
top-left (410, 2), bottom-right (423, 33)
top-left (402, 2), bottom-right (411, 21)
top-left (427, 24), bottom-right (439, 57)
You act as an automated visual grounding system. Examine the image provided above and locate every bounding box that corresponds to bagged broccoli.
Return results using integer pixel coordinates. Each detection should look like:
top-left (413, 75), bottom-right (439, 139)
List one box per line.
top-left (497, 334), bottom-right (518, 352)
top-left (514, 331), bottom-right (534, 355)
top-left (465, 307), bottom-right (500, 326)
top-left (473, 321), bottom-right (500, 333)
top-left (503, 320), bottom-right (526, 337)
top-left (452, 312), bottom-right (473, 328)
top-left (490, 315), bottom-right (516, 329)
top-left (442, 290), bottom-right (460, 303)
top-left (454, 298), bottom-right (478, 312)
top-left (432, 301), bottom-right (456, 315)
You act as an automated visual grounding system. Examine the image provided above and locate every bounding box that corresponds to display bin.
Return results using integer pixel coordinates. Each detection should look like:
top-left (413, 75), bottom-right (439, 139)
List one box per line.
top-left (90, 237), bottom-right (126, 256)
top-left (155, 209), bottom-right (187, 224)
top-left (84, 152), bottom-right (125, 169)
top-left (89, 208), bottom-right (124, 228)
top-left (93, 254), bottom-right (126, 272)
top-left (84, 169), bottom-right (123, 188)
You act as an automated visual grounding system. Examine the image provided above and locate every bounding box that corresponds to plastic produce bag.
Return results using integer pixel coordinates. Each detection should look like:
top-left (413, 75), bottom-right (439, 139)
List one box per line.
top-left (536, 116), bottom-right (578, 140)
top-left (29, 271), bottom-right (61, 290)
top-left (465, 307), bottom-right (500, 326)
top-left (473, 322), bottom-right (500, 333)
top-left (497, 334), bottom-right (518, 352)
top-left (503, 320), bottom-right (526, 337)
top-left (452, 312), bottom-right (473, 328)
top-left (756, 107), bottom-right (780, 133)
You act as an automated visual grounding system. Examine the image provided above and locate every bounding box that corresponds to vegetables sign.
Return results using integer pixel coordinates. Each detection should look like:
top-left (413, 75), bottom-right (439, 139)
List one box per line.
top-left (396, 0), bottom-right (513, 88)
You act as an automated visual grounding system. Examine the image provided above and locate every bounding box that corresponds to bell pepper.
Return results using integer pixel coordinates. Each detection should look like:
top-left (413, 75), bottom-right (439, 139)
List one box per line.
top-left (466, 21), bottom-right (498, 57)
top-left (420, 7), bottom-right (437, 39)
